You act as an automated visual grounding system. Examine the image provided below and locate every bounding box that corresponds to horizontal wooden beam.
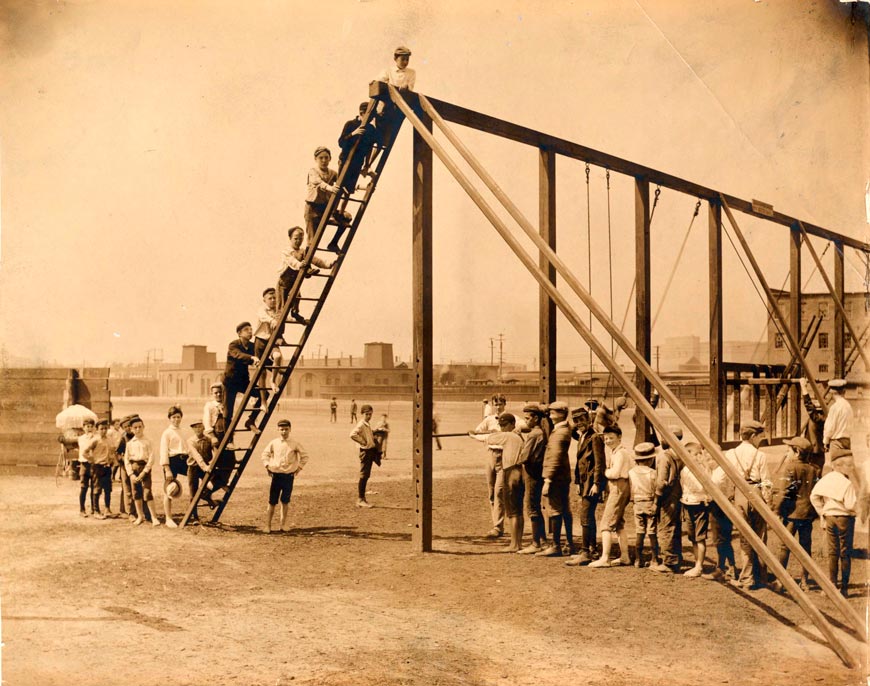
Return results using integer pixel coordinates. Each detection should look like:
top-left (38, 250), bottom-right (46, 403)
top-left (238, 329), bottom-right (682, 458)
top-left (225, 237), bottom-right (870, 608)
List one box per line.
top-left (424, 96), bottom-right (870, 253)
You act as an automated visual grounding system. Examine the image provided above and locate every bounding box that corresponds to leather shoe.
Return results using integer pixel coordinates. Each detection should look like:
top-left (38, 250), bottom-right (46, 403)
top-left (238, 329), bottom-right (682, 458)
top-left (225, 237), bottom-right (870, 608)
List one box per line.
top-left (534, 545), bottom-right (562, 557)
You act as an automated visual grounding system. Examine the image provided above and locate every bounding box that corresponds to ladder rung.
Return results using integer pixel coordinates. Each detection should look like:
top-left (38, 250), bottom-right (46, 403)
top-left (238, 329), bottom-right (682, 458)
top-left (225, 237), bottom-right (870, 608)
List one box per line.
top-left (297, 297), bottom-right (320, 302)
top-left (308, 272), bottom-right (329, 278)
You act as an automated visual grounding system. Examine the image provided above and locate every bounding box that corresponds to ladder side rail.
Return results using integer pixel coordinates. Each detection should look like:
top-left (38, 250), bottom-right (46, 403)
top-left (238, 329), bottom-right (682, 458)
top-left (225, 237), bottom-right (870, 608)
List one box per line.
top-left (392, 86), bottom-right (866, 651)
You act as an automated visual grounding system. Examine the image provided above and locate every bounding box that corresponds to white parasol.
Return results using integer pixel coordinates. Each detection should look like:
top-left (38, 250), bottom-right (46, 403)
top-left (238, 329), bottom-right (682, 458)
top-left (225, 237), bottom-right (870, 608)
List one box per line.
top-left (55, 404), bottom-right (98, 431)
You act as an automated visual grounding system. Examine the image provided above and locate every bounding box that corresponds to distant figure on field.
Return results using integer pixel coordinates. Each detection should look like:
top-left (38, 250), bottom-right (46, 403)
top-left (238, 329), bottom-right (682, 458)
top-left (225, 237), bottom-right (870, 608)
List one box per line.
top-left (330, 397), bottom-right (338, 423)
top-left (350, 399), bottom-right (358, 423)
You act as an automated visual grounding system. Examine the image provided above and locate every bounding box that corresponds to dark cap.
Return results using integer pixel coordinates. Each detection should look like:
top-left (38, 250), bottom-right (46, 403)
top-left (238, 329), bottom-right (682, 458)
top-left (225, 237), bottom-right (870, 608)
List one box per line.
top-left (634, 442), bottom-right (656, 459)
top-left (571, 406), bottom-right (589, 419)
top-left (96, 419), bottom-right (109, 427)
top-left (361, 404), bottom-right (373, 413)
top-left (522, 402), bottom-right (547, 416)
top-left (262, 287), bottom-right (276, 297)
top-left (497, 412), bottom-right (516, 426)
top-left (277, 419), bottom-right (291, 428)
top-left (783, 436), bottom-right (811, 452)
top-left (548, 400), bottom-right (569, 414)
top-left (236, 321), bottom-right (252, 334)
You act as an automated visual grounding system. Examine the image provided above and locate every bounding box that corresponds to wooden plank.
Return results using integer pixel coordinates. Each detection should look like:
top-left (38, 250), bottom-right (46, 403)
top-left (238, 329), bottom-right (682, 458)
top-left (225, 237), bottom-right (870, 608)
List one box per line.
top-left (709, 201), bottom-right (725, 443)
top-left (539, 148), bottom-right (557, 404)
top-left (425, 95), bottom-right (870, 253)
top-left (834, 241), bottom-right (844, 377)
top-left (789, 227), bottom-right (802, 433)
top-left (635, 177), bottom-right (652, 443)
top-left (412, 108), bottom-right (434, 552)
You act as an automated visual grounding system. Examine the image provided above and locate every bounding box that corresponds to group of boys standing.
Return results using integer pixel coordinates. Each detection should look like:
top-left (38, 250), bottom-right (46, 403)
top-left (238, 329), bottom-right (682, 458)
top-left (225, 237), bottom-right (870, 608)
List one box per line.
top-left (470, 378), bottom-right (860, 597)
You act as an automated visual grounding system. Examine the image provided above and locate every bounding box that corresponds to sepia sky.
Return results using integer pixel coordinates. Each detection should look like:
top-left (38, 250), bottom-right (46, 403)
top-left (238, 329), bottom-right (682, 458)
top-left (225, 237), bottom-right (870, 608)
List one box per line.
top-left (0, 0), bottom-right (868, 369)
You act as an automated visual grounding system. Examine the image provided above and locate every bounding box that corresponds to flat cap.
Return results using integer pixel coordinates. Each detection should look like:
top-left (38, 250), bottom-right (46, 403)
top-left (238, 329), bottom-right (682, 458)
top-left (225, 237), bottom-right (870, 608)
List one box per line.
top-left (236, 321), bottom-right (252, 334)
top-left (190, 421), bottom-right (204, 428)
top-left (96, 419), bottom-right (109, 427)
top-left (783, 436), bottom-right (811, 451)
top-left (523, 402), bottom-right (548, 416)
top-left (361, 404), bottom-right (373, 413)
top-left (827, 379), bottom-right (847, 389)
top-left (634, 442), bottom-right (656, 459)
top-left (394, 45), bottom-right (412, 56)
top-left (276, 419), bottom-right (291, 428)
top-left (497, 412), bottom-right (516, 425)
top-left (313, 145), bottom-right (331, 157)
top-left (548, 400), bottom-right (569, 414)
top-left (210, 382), bottom-right (224, 390)
top-left (739, 419), bottom-right (766, 434)
top-left (570, 406), bottom-right (589, 418)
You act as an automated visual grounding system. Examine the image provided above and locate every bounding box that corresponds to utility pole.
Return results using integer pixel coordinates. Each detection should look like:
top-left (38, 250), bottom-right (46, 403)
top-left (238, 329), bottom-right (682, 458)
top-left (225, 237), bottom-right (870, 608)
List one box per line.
top-left (654, 345), bottom-right (661, 374)
top-left (497, 332), bottom-right (504, 380)
top-left (489, 337), bottom-right (495, 366)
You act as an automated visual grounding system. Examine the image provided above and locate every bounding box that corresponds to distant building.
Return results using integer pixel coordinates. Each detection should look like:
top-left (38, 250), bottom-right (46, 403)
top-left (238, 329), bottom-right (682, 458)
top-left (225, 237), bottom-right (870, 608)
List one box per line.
top-left (768, 289), bottom-right (869, 378)
top-left (157, 345), bottom-right (222, 397)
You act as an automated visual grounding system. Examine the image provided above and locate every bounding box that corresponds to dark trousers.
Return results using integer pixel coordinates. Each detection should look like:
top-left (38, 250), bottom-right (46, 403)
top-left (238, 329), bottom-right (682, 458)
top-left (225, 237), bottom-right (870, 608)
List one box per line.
top-left (78, 463), bottom-right (93, 511)
top-left (358, 448), bottom-right (378, 500)
top-left (825, 515), bottom-right (855, 592)
top-left (91, 464), bottom-right (113, 511)
top-left (737, 502), bottom-right (767, 586)
top-left (269, 472), bottom-right (296, 505)
top-left (776, 517), bottom-right (813, 572)
top-left (578, 493), bottom-right (601, 553)
top-left (117, 464), bottom-right (133, 514)
top-left (226, 383), bottom-right (260, 428)
top-left (523, 468), bottom-right (545, 542)
top-left (710, 501), bottom-right (735, 572)
top-left (657, 492), bottom-right (682, 567)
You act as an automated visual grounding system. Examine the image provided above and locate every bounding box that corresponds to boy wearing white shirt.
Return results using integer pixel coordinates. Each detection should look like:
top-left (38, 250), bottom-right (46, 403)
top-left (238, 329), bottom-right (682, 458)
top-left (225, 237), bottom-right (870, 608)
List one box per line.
top-left (811, 448), bottom-right (857, 597)
top-left (76, 419), bottom-right (96, 517)
top-left (160, 405), bottom-right (188, 528)
top-left (262, 419), bottom-right (309, 533)
top-left (589, 426), bottom-right (634, 568)
top-left (125, 417), bottom-right (160, 527)
top-left (679, 443), bottom-right (712, 578)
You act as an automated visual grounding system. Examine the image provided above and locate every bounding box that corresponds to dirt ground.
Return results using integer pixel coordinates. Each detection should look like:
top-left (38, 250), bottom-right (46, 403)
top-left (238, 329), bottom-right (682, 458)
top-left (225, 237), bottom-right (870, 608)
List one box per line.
top-left (1, 398), bottom-right (868, 685)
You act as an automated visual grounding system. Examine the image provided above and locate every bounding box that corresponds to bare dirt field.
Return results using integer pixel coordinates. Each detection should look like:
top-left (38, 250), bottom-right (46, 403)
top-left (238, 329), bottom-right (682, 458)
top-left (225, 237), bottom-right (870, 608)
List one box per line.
top-left (1, 398), bottom-right (867, 685)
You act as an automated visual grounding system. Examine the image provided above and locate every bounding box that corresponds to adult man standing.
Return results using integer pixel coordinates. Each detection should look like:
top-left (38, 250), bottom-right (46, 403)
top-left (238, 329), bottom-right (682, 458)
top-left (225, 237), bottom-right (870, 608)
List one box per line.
top-left (537, 401), bottom-right (574, 557)
top-left (823, 379), bottom-right (852, 454)
top-left (566, 406), bottom-right (607, 565)
top-left (330, 397), bottom-right (338, 423)
top-left (712, 419), bottom-right (771, 590)
top-left (224, 322), bottom-right (261, 434)
top-left (350, 399), bottom-right (358, 424)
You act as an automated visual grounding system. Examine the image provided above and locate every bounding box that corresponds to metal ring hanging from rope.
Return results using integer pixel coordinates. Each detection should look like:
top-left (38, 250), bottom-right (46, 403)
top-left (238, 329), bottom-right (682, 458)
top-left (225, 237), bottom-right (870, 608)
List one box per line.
top-left (585, 162), bottom-right (593, 391)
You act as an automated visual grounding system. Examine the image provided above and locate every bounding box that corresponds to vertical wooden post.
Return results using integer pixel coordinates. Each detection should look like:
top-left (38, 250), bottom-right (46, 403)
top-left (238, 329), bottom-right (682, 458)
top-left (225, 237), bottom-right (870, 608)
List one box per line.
top-left (789, 226), bottom-right (802, 433)
top-left (833, 241), bottom-right (845, 378)
top-left (634, 177), bottom-right (652, 442)
top-left (412, 110), bottom-right (433, 552)
top-left (708, 200), bottom-right (725, 443)
top-left (539, 148), bottom-right (557, 404)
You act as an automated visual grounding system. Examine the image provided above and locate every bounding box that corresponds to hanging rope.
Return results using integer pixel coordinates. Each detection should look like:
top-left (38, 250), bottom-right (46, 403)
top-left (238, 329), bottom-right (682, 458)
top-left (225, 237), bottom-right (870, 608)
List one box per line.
top-left (585, 162), bottom-right (593, 391)
top-left (604, 169), bottom-right (614, 401)
top-left (651, 200), bottom-right (702, 330)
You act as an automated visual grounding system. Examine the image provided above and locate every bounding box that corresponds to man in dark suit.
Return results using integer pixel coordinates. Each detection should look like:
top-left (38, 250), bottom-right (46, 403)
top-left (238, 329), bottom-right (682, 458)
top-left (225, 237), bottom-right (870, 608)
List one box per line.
top-left (224, 322), bottom-right (261, 435)
top-left (565, 407), bottom-right (607, 565)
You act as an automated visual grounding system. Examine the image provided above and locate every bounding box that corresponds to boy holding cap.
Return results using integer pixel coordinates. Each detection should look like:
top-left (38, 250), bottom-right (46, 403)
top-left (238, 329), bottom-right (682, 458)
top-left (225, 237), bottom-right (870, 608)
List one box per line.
top-left (811, 448), bottom-right (857, 597)
top-left (628, 442), bottom-right (658, 568)
top-left (350, 404), bottom-right (378, 508)
top-left (771, 436), bottom-right (818, 591)
top-left (261, 419), bottom-right (309, 533)
top-left (305, 146), bottom-right (352, 252)
top-left (160, 405), bottom-right (188, 528)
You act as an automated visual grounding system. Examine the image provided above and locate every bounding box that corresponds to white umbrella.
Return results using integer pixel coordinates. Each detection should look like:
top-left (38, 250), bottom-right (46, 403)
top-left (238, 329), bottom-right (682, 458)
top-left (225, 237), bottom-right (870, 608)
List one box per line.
top-left (55, 404), bottom-right (98, 431)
